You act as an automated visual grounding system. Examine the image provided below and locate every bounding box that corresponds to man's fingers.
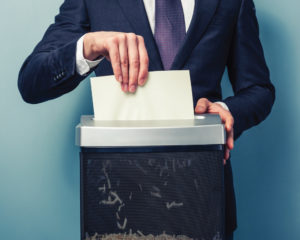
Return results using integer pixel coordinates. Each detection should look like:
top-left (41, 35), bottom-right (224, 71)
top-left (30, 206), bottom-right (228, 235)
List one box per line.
top-left (137, 36), bottom-right (149, 86)
top-left (221, 113), bottom-right (234, 149)
top-left (215, 107), bottom-right (234, 151)
top-left (195, 98), bottom-right (210, 113)
top-left (100, 32), bottom-right (149, 93)
top-left (127, 33), bottom-right (140, 93)
top-left (107, 39), bottom-right (122, 86)
top-left (217, 108), bottom-right (234, 132)
top-left (194, 99), bottom-right (234, 164)
top-left (227, 128), bottom-right (234, 150)
top-left (225, 114), bottom-right (234, 133)
top-left (216, 107), bottom-right (233, 164)
top-left (118, 34), bottom-right (129, 88)
top-left (225, 148), bottom-right (230, 160)
top-left (224, 147), bottom-right (230, 164)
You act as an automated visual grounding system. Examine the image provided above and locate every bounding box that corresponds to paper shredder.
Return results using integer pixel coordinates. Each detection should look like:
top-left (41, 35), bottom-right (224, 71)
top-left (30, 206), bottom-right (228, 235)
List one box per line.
top-left (76, 114), bottom-right (226, 240)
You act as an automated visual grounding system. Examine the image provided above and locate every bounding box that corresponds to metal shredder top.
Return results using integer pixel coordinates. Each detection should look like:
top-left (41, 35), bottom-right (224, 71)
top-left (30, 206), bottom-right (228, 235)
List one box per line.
top-left (76, 114), bottom-right (225, 148)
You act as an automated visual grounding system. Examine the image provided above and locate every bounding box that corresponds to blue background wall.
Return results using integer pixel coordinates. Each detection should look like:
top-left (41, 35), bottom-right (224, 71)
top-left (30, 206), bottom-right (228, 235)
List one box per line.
top-left (0, 0), bottom-right (299, 239)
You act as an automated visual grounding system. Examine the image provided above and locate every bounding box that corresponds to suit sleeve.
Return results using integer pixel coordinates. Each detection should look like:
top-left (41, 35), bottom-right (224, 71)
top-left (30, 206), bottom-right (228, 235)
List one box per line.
top-left (18, 0), bottom-right (91, 104)
top-left (224, 0), bottom-right (275, 139)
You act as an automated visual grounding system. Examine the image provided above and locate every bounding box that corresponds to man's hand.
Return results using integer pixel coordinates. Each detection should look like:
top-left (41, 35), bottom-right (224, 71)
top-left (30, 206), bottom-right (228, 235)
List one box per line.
top-left (83, 32), bottom-right (149, 93)
top-left (195, 98), bottom-right (234, 164)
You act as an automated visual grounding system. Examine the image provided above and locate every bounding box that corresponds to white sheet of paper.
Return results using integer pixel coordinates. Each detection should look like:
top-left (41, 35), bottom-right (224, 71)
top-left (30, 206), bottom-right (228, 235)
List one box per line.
top-left (91, 70), bottom-right (194, 121)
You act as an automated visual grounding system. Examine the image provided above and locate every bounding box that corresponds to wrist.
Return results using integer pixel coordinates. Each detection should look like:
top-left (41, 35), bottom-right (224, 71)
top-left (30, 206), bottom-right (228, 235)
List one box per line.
top-left (215, 101), bottom-right (229, 111)
top-left (83, 32), bottom-right (103, 61)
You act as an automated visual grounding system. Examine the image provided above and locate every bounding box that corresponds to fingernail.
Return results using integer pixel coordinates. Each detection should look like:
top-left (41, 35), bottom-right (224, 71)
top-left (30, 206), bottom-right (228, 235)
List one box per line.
top-left (118, 76), bottom-right (123, 83)
top-left (124, 84), bottom-right (128, 92)
top-left (197, 106), bottom-right (204, 112)
top-left (139, 78), bottom-right (145, 85)
top-left (129, 85), bottom-right (136, 93)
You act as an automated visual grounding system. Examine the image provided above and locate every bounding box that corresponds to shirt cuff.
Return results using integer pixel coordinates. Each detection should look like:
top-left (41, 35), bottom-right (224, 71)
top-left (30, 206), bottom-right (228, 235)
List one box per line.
top-left (76, 34), bottom-right (103, 76)
top-left (215, 101), bottom-right (229, 111)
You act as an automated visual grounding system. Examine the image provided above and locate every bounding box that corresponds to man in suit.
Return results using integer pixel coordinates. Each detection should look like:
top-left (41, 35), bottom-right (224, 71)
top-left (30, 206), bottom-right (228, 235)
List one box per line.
top-left (18, 0), bottom-right (275, 239)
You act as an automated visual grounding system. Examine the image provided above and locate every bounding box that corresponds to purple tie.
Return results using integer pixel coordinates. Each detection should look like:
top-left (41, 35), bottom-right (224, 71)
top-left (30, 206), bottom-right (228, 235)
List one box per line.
top-left (154, 0), bottom-right (186, 70)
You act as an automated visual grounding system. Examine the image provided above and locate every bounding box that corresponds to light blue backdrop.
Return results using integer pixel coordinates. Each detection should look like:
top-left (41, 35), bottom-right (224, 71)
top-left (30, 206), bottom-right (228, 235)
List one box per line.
top-left (0, 0), bottom-right (299, 239)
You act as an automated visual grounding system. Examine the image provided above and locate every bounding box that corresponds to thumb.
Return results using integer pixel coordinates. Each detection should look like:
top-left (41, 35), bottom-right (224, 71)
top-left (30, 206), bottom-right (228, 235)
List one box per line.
top-left (195, 98), bottom-right (210, 114)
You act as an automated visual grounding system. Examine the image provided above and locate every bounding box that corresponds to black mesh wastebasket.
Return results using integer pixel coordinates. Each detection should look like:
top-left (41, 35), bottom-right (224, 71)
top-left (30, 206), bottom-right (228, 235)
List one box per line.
top-left (76, 114), bottom-right (226, 240)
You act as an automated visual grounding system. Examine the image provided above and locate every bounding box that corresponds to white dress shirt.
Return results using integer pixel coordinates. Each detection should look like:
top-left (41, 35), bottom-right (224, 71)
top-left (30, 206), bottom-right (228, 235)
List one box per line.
top-left (75, 0), bottom-right (229, 110)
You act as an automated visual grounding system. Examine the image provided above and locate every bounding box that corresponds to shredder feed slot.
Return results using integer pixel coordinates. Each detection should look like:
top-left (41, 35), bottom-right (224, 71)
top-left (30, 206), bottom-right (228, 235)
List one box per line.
top-left (76, 114), bottom-right (226, 147)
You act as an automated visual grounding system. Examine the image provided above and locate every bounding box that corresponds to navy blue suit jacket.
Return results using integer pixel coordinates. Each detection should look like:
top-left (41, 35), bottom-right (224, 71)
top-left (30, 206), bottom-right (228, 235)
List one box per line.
top-left (18, 0), bottom-right (275, 233)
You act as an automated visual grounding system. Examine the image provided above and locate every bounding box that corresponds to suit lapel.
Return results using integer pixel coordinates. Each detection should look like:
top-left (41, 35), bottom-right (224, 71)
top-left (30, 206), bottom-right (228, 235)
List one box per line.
top-left (117, 0), bottom-right (163, 70)
top-left (171, 0), bottom-right (220, 70)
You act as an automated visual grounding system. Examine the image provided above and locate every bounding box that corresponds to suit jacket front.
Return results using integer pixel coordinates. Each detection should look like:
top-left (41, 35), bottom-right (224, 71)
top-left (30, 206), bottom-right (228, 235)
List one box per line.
top-left (18, 0), bottom-right (276, 233)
